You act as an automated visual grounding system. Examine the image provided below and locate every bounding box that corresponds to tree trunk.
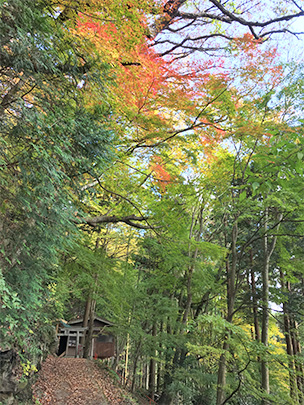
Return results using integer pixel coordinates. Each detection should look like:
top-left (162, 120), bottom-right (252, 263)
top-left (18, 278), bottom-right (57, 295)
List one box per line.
top-left (81, 296), bottom-right (91, 347)
top-left (261, 209), bottom-right (282, 405)
top-left (149, 323), bottom-right (157, 400)
top-left (131, 340), bottom-right (142, 392)
top-left (261, 253), bottom-right (270, 404)
top-left (124, 331), bottom-right (130, 386)
top-left (216, 221), bottom-right (238, 405)
top-left (250, 250), bottom-right (261, 342)
top-left (216, 340), bottom-right (229, 405)
top-left (158, 343), bottom-right (180, 405)
top-left (83, 296), bottom-right (91, 328)
top-left (159, 208), bottom-right (204, 405)
top-left (158, 385), bottom-right (174, 405)
top-left (83, 299), bottom-right (96, 359)
top-left (182, 266), bottom-right (194, 324)
top-left (157, 321), bottom-right (163, 393)
top-left (290, 316), bottom-right (304, 404)
top-left (280, 271), bottom-right (298, 402)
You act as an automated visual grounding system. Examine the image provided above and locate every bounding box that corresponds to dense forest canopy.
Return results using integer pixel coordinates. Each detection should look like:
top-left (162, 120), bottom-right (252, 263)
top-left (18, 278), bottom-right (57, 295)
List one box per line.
top-left (1, 0), bottom-right (304, 404)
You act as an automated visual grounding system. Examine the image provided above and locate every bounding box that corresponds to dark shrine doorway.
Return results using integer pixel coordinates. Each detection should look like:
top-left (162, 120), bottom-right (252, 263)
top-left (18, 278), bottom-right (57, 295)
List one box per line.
top-left (57, 336), bottom-right (67, 356)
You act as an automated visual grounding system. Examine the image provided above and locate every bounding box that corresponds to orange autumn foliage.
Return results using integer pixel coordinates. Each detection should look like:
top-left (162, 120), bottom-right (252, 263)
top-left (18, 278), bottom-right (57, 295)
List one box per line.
top-left (68, 6), bottom-right (285, 154)
top-left (150, 157), bottom-right (172, 192)
top-left (232, 33), bottom-right (283, 88)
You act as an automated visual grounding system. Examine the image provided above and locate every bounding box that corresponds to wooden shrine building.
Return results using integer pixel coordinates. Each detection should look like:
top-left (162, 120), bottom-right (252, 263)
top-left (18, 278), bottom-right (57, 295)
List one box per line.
top-left (57, 316), bottom-right (115, 359)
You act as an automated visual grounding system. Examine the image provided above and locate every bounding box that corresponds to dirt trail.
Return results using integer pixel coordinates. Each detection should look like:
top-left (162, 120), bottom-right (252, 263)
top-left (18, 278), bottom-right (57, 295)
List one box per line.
top-left (32, 356), bottom-right (134, 405)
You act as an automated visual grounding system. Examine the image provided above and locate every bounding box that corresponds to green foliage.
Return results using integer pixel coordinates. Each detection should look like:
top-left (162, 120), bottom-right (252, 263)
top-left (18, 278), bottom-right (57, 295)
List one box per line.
top-left (0, 0), bottom-right (113, 360)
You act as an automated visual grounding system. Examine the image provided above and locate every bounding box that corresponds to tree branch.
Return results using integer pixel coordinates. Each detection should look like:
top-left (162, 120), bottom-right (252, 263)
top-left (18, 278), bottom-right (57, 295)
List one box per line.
top-left (83, 214), bottom-right (154, 229)
top-left (178, 2), bottom-right (304, 30)
top-left (127, 88), bottom-right (228, 153)
top-left (150, 0), bottom-right (188, 37)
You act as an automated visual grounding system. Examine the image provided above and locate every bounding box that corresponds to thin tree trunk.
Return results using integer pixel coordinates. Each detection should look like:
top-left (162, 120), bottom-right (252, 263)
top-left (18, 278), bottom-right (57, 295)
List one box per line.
top-left (261, 252), bottom-right (270, 404)
top-left (182, 265), bottom-right (194, 324)
top-left (158, 333), bottom-right (180, 405)
top-left (216, 221), bottom-right (238, 405)
top-left (84, 299), bottom-right (96, 358)
top-left (250, 250), bottom-right (261, 342)
top-left (141, 361), bottom-right (146, 389)
top-left (280, 271), bottom-right (298, 402)
top-left (216, 340), bottom-right (229, 405)
top-left (287, 277), bottom-right (304, 403)
top-left (261, 209), bottom-right (282, 405)
top-left (124, 332), bottom-right (130, 386)
top-left (131, 338), bottom-right (143, 392)
top-left (290, 316), bottom-right (304, 404)
top-left (149, 323), bottom-right (157, 400)
top-left (81, 296), bottom-right (92, 347)
top-left (159, 207), bottom-right (204, 405)
top-left (83, 297), bottom-right (91, 328)
top-left (157, 321), bottom-right (163, 393)
top-left (183, 207), bottom-right (204, 324)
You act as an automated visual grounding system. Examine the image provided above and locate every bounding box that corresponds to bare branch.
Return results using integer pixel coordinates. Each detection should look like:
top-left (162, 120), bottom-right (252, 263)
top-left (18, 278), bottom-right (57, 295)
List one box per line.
top-left (260, 29), bottom-right (304, 39)
top-left (182, 0), bottom-right (304, 29)
top-left (165, 17), bottom-right (197, 33)
top-left (150, 0), bottom-right (188, 37)
top-left (291, 0), bottom-right (304, 12)
top-left (156, 33), bottom-right (233, 56)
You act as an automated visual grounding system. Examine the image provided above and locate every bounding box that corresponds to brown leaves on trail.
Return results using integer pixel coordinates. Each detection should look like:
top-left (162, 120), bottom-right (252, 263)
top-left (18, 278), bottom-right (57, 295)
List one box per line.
top-left (32, 356), bottom-right (135, 405)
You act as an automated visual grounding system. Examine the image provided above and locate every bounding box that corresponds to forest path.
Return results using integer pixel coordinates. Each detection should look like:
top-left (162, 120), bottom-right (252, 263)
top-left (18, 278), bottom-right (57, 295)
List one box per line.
top-left (32, 356), bottom-right (134, 405)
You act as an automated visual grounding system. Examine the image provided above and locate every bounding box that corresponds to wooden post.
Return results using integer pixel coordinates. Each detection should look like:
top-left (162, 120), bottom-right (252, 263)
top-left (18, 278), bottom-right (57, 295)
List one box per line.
top-left (76, 330), bottom-right (80, 358)
top-left (91, 338), bottom-right (94, 359)
top-left (66, 334), bottom-right (70, 357)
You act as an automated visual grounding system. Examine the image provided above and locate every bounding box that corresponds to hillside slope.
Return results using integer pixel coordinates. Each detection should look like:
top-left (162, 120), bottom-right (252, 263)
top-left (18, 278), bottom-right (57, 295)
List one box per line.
top-left (32, 356), bottom-right (136, 405)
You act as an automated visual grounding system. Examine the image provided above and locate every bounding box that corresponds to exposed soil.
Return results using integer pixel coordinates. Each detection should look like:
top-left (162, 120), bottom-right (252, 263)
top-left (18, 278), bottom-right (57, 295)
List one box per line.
top-left (32, 356), bottom-right (136, 405)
